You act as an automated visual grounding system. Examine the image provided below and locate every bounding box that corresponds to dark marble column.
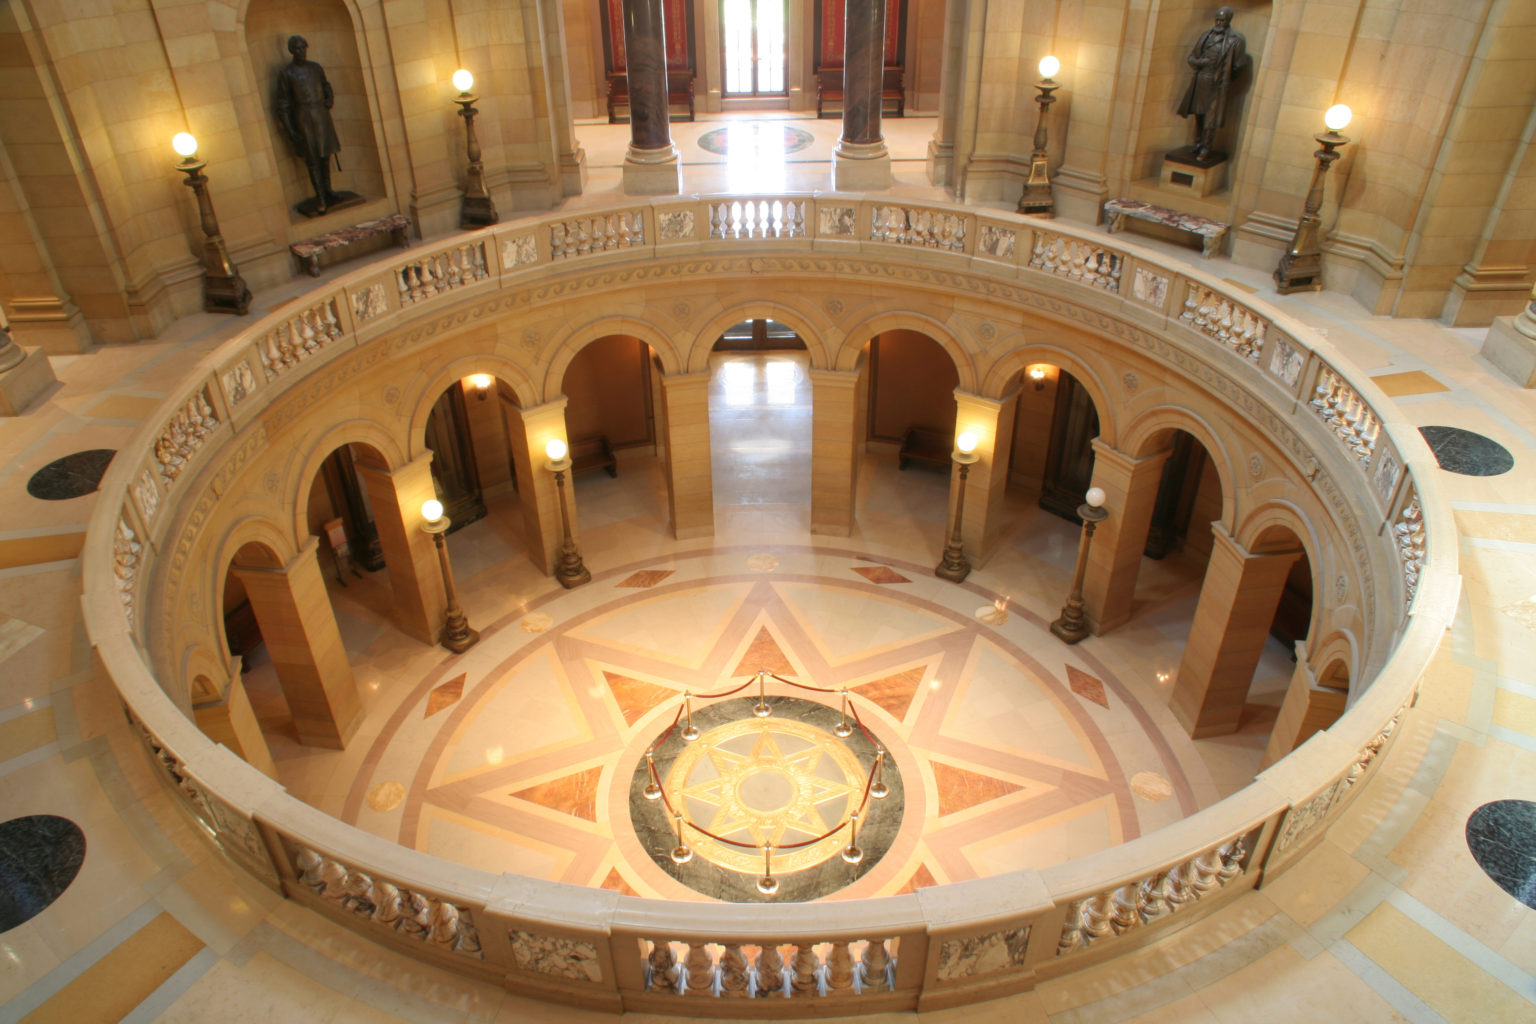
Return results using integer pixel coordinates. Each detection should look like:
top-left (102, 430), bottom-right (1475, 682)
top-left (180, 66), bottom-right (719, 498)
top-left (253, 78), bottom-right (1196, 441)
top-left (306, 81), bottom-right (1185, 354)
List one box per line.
top-left (840, 0), bottom-right (886, 147)
top-left (622, 0), bottom-right (671, 152)
top-left (833, 0), bottom-right (891, 189)
top-left (620, 0), bottom-right (681, 193)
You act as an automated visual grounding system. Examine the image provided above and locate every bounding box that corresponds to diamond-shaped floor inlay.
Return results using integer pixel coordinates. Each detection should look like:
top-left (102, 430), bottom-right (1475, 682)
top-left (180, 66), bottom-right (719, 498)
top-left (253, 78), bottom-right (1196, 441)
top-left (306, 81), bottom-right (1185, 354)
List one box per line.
top-left (894, 863), bottom-right (939, 895)
top-left (425, 674), bottom-right (466, 717)
top-left (851, 667), bottom-right (926, 721)
top-left (932, 761), bottom-right (1024, 816)
top-left (732, 626), bottom-right (796, 678)
top-left (1066, 665), bottom-right (1109, 709)
top-left (605, 672), bottom-right (679, 726)
top-left (852, 565), bottom-right (910, 584)
top-left (510, 766), bottom-right (603, 821)
top-left (618, 569), bottom-right (674, 588)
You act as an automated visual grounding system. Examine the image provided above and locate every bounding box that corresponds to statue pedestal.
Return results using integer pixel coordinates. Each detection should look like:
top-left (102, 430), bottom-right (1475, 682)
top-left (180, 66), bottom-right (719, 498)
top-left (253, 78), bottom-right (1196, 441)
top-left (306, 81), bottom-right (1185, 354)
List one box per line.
top-left (1161, 147), bottom-right (1227, 198)
top-left (1483, 314), bottom-right (1536, 388)
top-left (0, 345), bottom-right (56, 416)
top-left (296, 191), bottom-right (365, 219)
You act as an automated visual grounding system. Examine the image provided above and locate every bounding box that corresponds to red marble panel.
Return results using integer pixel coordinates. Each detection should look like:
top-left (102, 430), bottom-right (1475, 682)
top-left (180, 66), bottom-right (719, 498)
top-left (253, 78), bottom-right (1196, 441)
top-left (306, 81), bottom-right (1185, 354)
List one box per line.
top-left (932, 760), bottom-right (1023, 816)
top-left (732, 626), bottom-right (795, 678)
top-left (618, 569), bottom-right (675, 588)
top-left (852, 666), bottom-right (925, 721)
top-left (1066, 665), bottom-right (1109, 709)
top-left (600, 867), bottom-right (639, 896)
top-left (605, 672), bottom-right (679, 726)
top-left (852, 565), bottom-right (910, 584)
top-left (893, 862), bottom-right (938, 895)
top-left (424, 674), bottom-right (465, 718)
top-left (510, 765), bottom-right (602, 821)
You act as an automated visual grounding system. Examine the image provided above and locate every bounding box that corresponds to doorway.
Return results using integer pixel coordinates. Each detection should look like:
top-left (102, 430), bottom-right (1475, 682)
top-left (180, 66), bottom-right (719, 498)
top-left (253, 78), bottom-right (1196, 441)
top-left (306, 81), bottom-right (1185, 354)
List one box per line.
top-left (721, 0), bottom-right (787, 97)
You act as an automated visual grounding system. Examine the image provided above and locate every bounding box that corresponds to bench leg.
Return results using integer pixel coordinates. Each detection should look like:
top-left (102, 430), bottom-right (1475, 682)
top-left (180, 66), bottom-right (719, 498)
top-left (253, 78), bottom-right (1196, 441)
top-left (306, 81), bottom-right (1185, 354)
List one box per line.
top-left (307, 256), bottom-right (321, 277)
top-left (1201, 234), bottom-right (1218, 258)
top-left (1108, 214), bottom-right (1126, 234)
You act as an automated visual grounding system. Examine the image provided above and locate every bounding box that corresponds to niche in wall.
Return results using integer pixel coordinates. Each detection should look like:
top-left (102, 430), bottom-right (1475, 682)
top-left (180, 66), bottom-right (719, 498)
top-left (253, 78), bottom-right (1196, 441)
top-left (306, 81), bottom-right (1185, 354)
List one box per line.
top-left (245, 0), bottom-right (387, 220)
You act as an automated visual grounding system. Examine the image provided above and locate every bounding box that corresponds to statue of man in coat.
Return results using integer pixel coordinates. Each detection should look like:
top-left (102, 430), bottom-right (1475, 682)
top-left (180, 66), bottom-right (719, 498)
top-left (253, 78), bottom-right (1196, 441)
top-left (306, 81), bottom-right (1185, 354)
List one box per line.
top-left (1177, 7), bottom-right (1248, 162)
top-left (275, 35), bottom-right (355, 216)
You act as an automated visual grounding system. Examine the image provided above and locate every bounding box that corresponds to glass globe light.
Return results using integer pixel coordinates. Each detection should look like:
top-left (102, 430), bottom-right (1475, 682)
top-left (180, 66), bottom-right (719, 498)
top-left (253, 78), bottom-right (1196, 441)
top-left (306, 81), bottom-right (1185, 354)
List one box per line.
top-left (1085, 487), bottom-right (1107, 509)
top-left (452, 68), bottom-right (474, 93)
top-left (172, 133), bottom-right (198, 158)
top-left (1039, 55), bottom-right (1061, 79)
top-left (545, 438), bottom-right (568, 462)
top-left (956, 431), bottom-right (979, 454)
top-left (421, 499), bottom-right (444, 523)
top-left (1324, 104), bottom-right (1352, 132)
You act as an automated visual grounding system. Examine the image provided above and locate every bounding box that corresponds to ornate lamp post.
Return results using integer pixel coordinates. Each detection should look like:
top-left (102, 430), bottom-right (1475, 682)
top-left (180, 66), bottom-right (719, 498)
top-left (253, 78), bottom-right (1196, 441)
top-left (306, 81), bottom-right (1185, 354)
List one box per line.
top-left (935, 431), bottom-right (981, 583)
top-left (1050, 486), bottom-right (1108, 644)
top-left (451, 69), bottom-right (498, 229)
top-left (1017, 56), bottom-right (1061, 217)
top-left (545, 438), bottom-right (591, 588)
top-left (420, 499), bottom-right (479, 653)
top-left (171, 133), bottom-right (252, 315)
top-left (1275, 104), bottom-right (1352, 294)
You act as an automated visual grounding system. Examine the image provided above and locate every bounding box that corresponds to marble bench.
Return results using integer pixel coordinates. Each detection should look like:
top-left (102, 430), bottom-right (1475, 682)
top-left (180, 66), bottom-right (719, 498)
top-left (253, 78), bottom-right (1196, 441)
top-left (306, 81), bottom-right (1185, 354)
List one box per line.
top-left (290, 214), bottom-right (412, 277)
top-left (1103, 198), bottom-right (1228, 258)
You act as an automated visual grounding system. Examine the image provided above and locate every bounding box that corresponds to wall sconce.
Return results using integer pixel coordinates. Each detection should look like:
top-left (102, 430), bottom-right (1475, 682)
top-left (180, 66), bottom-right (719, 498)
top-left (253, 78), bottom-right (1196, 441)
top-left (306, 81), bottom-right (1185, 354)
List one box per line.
top-left (467, 373), bottom-right (492, 400)
top-left (172, 133), bottom-right (252, 315)
top-left (545, 438), bottom-right (591, 588)
top-left (1050, 486), bottom-right (1108, 644)
top-left (1028, 365), bottom-right (1048, 391)
top-left (1275, 104), bottom-right (1352, 294)
top-left (935, 431), bottom-right (981, 582)
top-left (451, 69), bottom-right (498, 229)
top-left (419, 498), bottom-right (478, 653)
top-left (1018, 56), bottom-right (1061, 217)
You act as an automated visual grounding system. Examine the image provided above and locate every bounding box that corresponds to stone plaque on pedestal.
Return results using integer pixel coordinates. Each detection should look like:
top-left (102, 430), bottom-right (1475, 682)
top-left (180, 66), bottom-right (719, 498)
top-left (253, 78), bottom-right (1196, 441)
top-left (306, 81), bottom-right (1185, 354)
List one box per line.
top-left (1161, 146), bottom-right (1227, 198)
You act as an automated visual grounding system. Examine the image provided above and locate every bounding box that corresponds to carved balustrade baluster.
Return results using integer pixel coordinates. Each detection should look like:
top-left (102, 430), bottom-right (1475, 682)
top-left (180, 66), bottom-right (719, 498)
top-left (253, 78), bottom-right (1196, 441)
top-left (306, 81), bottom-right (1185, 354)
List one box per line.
top-left (683, 942), bottom-right (715, 995)
top-left (825, 941), bottom-right (855, 994)
top-left (719, 943), bottom-right (750, 996)
top-left (859, 938), bottom-right (890, 992)
top-left (790, 944), bottom-right (820, 995)
top-left (646, 939), bottom-right (677, 992)
top-left (757, 944), bottom-right (787, 997)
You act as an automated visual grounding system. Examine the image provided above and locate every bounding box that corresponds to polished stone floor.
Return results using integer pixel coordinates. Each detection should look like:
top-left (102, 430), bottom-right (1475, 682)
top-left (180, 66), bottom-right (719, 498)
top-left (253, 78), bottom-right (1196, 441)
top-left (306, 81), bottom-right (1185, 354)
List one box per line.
top-left (2, 115), bottom-right (1535, 1021)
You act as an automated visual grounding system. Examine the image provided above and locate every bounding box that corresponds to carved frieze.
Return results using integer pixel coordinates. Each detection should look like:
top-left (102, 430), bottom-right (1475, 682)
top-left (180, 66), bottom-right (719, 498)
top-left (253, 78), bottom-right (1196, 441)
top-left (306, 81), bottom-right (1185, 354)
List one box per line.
top-left (509, 930), bottom-right (602, 983)
top-left (935, 927), bottom-right (1030, 981)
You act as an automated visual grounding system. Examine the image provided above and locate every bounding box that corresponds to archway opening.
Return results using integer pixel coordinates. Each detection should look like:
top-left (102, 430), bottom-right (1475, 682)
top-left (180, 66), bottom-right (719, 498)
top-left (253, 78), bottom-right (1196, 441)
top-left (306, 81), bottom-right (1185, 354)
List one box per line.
top-left (560, 335), bottom-right (666, 532)
top-left (709, 319), bottom-right (813, 515)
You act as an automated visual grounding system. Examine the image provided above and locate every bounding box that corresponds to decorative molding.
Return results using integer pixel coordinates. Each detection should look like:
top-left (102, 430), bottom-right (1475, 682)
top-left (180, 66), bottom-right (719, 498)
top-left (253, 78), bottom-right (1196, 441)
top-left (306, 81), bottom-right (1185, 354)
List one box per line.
top-left (351, 283), bottom-right (388, 323)
top-left (510, 930), bottom-right (602, 983)
top-left (935, 927), bottom-right (1030, 981)
top-left (154, 386), bottom-right (218, 489)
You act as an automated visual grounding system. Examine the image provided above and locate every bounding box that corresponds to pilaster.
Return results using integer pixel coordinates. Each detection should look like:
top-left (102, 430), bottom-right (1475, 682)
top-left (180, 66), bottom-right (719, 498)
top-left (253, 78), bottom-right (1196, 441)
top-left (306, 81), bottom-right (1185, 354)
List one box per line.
top-left (1083, 442), bottom-right (1173, 634)
top-left (659, 373), bottom-right (714, 539)
top-left (354, 453), bottom-right (446, 646)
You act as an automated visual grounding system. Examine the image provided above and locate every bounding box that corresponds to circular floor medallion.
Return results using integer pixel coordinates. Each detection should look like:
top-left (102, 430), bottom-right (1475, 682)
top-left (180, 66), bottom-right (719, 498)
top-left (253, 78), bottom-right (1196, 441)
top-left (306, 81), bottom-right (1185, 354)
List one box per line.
top-left (1418, 426), bottom-right (1514, 477)
top-left (26, 449), bottom-right (116, 500)
top-left (631, 696), bottom-right (902, 902)
top-left (697, 124), bottom-right (815, 157)
top-left (1465, 799), bottom-right (1536, 909)
top-left (0, 815), bottom-right (87, 932)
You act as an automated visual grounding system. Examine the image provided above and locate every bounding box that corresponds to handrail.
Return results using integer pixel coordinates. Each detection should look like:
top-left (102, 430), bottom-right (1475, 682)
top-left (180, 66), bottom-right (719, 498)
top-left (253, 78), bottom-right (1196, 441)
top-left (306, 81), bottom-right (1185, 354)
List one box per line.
top-left (80, 192), bottom-right (1458, 1012)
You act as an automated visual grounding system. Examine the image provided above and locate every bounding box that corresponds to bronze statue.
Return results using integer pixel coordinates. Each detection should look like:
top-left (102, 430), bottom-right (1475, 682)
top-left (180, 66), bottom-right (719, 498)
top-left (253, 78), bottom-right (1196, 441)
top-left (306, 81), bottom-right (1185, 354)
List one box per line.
top-left (275, 36), bottom-right (356, 216)
top-left (1177, 7), bottom-right (1248, 162)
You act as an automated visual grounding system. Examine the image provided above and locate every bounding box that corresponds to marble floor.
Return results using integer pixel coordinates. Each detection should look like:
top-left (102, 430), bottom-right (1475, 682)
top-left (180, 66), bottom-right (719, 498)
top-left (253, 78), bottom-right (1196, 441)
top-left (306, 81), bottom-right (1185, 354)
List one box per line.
top-left (2, 116), bottom-right (1535, 1022)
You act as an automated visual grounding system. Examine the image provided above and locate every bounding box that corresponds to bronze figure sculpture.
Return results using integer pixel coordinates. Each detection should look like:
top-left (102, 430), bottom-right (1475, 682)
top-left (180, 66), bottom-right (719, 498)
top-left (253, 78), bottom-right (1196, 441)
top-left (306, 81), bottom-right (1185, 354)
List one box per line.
top-left (1176, 7), bottom-right (1248, 163)
top-left (275, 36), bottom-right (359, 217)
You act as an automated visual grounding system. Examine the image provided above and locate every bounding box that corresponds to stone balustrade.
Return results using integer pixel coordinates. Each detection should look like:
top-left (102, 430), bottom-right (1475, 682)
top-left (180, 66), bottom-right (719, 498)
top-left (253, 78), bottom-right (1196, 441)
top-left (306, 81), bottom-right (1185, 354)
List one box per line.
top-left (80, 194), bottom-right (1459, 1016)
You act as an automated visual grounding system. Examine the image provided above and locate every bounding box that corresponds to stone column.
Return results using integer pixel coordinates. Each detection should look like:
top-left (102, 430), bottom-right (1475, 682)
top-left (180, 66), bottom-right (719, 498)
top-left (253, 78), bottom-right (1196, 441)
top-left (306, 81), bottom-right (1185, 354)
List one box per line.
top-left (0, 325), bottom-right (56, 416)
top-left (232, 539), bottom-right (362, 749)
top-left (1170, 527), bottom-right (1302, 738)
top-left (832, 0), bottom-right (892, 190)
top-left (1259, 650), bottom-right (1346, 770)
top-left (953, 389), bottom-right (1018, 565)
top-left (1082, 442), bottom-right (1173, 634)
top-left (620, 0), bottom-right (681, 195)
top-left (659, 372), bottom-right (714, 539)
top-left (811, 369), bottom-right (860, 536)
top-left (354, 454), bottom-right (446, 646)
top-left (504, 398), bottom-right (574, 576)
top-left (193, 670), bottom-right (279, 780)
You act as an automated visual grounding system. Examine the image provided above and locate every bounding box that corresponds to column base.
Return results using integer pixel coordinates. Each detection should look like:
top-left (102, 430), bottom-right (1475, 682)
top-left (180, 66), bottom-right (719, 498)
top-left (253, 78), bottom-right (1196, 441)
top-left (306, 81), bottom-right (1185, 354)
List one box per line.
top-left (934, 546), bottom-right (971, 583)
top-left (1483, 314), bottom-right (1536, 388)
top-left (833, 140), bottom-right (892, 190)
top-left (460, 194), bottom-right (499, 229)
top-left (0, 345), bottom-right (56, 416)
top-left (623, 145), bottom-right (682, 195)
top-left (1050, 606), bottom-right (1091, 645)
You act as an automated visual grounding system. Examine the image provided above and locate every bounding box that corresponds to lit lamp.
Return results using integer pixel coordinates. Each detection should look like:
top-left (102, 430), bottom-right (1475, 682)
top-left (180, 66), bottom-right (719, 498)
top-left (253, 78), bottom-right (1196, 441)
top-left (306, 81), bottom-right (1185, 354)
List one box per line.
top-left (1017, 56), bottom-right (1061, 217)
top-left (171, 133), bottom-right (252, 315)
top-left (451, 69), bottom-right (498, 229)
top-left (467, 372), bottom-right (492, 400)
top-left (935, 431), bottom-right (981, 582)
top-left (1028, 365), bottom-right (1048, 391)
top-left (1274, 104), bottom-right (1352, 294)
top-left (419, 498), bottom-right (479, 653)
top-left (545, 438), bottom-right (591, 588)
top-left (1050, 486), bottom-right (1109, 644)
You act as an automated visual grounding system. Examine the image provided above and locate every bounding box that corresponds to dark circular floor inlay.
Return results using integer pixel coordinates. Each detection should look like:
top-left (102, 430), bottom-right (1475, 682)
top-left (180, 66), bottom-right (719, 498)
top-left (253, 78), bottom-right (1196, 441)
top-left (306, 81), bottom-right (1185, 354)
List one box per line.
top-left (697, 124), bottom-right (815, 157)
top-left (26, 449), bottom-right (116, 500)
top-left (1465, 800), bottom-right (1536, 909)
top-left (1418, 426), bottom-right (1514, 477)
top-left (0, 815), bottom-right (87, 932)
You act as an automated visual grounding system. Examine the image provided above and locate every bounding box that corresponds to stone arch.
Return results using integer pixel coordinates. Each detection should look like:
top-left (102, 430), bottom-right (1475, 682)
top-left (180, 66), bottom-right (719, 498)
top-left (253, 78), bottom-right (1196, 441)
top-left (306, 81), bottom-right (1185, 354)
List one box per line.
top-left (833, 310), bottom-right (976, 393)
top-left (542, 314), bottom-right (682, 401)
top-left (182, 644), bottom-right (232, 708)
top-left (1306, 629), bottom-right (1358, 697)
top-left (982, 344), bottom-right (1118, 446)
top-left (1119, 405), bottom-right (1239, 533)
top-left (404, 354), bottom-right (539, 460)
top-left (686, 300), bottom-right (832, 374)
top-left (1235, 501), bottom-right (1324, 648)
top-left (291, 422), bottom-right (404, 542)
top-left (208, 518), bottom-right (296, 661)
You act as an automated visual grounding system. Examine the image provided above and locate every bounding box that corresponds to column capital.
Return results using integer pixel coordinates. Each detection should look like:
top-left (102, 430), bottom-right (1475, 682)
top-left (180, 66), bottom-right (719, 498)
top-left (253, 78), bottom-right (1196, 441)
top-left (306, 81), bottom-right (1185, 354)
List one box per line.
top-left (1089, 438), bottom-right (1173, 472)
top-left (809, 367), bottom-right (860, 390)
